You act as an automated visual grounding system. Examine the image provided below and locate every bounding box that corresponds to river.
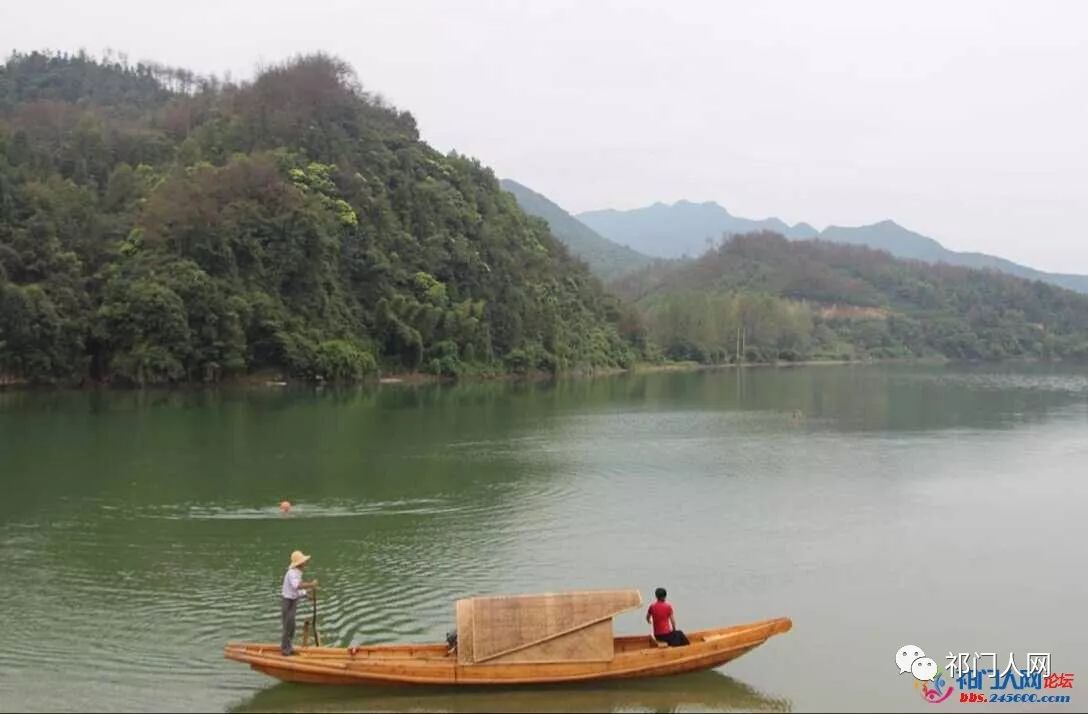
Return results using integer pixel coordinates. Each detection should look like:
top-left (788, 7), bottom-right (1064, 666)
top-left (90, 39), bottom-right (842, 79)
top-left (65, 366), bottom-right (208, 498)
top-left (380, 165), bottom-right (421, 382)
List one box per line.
top-left (1, 364), bottom-right (1085, 712)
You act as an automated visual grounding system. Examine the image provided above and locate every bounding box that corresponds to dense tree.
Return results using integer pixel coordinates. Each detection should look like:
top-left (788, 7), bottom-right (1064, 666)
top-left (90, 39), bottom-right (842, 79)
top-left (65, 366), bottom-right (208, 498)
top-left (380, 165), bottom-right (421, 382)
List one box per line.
top-left (613, 233), bottom-right (1088, 364)
top-left (0, 51), bottom-right (636, 384)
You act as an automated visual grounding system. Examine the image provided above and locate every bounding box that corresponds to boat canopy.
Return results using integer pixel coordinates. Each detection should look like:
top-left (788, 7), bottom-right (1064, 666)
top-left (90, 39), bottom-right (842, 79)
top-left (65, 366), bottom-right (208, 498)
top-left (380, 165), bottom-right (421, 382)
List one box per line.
top-left (454, 589), bottom-right (642, 665)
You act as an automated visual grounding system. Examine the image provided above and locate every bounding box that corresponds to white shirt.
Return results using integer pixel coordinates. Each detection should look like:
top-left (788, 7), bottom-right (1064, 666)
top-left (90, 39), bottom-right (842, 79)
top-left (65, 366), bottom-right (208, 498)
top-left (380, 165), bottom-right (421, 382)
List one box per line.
top-left (282, 567), bottom-right (307, 600)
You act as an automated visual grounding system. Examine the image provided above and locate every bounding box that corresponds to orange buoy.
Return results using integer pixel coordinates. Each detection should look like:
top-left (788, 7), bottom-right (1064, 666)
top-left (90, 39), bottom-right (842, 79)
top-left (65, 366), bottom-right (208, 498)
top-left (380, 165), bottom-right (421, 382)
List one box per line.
top-left (279, 500), bottom-right (292, 513)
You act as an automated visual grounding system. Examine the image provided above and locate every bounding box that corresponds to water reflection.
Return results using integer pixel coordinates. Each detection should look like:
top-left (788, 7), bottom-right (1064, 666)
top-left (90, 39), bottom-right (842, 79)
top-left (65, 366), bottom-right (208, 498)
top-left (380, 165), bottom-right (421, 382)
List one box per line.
top-left (228, 671), bottom-right (791, 713)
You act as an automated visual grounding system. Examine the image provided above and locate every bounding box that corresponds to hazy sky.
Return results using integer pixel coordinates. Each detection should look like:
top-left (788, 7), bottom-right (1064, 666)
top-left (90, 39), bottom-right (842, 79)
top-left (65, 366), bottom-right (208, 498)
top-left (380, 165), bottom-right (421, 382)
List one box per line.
top-left (3, 0), bottom-right (1086, 272)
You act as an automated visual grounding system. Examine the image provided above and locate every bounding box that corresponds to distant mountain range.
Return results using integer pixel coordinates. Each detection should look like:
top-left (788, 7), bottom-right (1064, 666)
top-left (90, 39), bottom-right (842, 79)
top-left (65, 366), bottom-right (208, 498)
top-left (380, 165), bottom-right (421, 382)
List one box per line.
top-left (576, 201), bottom-right (1088, 294)
top-left (578, 200), bottom-right (818, 256)
top-left (499, 179), bottom-right (655, 281)
top-left (500, 184), bottom-right (1088, 295)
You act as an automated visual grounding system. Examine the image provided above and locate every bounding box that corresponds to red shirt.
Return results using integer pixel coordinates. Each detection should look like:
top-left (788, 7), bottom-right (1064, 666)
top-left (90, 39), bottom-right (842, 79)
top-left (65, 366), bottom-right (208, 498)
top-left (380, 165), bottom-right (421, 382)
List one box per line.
top-left (648, 601), bottom-right (673, 635)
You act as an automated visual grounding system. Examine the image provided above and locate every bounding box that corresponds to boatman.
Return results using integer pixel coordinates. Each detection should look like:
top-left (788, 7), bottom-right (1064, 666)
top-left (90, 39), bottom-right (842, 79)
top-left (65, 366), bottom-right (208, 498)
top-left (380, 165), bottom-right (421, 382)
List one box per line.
top-left (281, 550), bottom-right (318, 656)
top-left (647, 587), bottom-right (690, 647)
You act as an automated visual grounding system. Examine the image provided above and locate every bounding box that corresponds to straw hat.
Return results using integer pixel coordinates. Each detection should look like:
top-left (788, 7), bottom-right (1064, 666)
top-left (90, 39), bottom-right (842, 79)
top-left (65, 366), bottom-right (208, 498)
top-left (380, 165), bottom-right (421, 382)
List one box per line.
top-left (289, 550), bottom-right (311, 568)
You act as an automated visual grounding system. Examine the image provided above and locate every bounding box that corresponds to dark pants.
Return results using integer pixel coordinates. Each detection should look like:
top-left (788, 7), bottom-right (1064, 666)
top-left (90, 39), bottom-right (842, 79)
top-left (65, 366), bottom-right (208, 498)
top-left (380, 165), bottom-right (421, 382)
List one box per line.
top-left (656, 630), bottom-right (690, 647)
top-left (281, 597), bottom-right (299, 654)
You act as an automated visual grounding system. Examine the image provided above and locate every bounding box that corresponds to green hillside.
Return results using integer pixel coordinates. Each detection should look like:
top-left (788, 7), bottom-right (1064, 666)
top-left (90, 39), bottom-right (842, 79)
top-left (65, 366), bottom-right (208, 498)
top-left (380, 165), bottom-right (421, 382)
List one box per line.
top-left (612, 232), bottom-right (1088, 363)
top-left (0, 51), bottom-right (637, 385)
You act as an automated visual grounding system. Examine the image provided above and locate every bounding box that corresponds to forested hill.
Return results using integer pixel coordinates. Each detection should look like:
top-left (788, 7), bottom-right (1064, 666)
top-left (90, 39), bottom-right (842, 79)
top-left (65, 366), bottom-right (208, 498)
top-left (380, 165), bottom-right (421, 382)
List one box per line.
top-left (613, 233), bottom-right (1088, 363)
top-left (0, 51), bottom-right (637, 385)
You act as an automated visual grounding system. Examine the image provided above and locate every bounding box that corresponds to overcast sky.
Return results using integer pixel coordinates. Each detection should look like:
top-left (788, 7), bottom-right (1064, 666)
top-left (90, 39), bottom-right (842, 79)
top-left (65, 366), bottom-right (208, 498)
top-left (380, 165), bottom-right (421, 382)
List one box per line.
top-left (3, 0), bottom-right (1086, 272)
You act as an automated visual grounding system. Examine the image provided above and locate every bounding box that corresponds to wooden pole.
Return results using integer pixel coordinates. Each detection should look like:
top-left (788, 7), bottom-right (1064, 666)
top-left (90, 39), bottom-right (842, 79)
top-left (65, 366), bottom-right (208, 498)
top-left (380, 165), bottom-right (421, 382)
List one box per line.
top-left (312, 590), bottom-right (321, 647)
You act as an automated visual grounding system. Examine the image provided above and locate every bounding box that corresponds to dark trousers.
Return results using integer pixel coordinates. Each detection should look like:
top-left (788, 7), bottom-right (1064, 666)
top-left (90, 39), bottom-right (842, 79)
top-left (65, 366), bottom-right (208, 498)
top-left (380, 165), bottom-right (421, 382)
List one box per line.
top-left (655, 630), bottom-right (690, 647)
top-left (281, 597), bottom-right (299, 654)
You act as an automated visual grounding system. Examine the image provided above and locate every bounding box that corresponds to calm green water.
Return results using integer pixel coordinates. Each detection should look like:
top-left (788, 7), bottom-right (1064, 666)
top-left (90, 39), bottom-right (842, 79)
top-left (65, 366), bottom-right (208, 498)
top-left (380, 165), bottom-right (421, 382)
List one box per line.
top-left (1, 364), bottom-right (1086, 713)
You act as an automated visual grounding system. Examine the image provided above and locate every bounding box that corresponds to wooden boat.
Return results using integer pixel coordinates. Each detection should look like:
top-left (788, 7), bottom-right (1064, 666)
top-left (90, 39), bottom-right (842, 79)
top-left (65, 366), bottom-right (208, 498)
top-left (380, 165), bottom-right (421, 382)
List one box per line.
top-left (225, 589), bottom-right (792, 686)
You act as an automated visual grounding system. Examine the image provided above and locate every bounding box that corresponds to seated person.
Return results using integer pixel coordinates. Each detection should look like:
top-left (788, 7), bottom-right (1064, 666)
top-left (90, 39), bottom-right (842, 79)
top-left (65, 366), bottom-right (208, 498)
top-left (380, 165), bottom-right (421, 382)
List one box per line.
top-left (647, 587), bottom-right (690, 647)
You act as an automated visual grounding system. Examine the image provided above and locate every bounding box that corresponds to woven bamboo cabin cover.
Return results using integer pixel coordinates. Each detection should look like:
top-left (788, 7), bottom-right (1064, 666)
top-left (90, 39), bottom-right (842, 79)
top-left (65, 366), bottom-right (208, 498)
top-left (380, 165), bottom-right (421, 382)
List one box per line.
top-left (455, 589), bottom-right (642, 665)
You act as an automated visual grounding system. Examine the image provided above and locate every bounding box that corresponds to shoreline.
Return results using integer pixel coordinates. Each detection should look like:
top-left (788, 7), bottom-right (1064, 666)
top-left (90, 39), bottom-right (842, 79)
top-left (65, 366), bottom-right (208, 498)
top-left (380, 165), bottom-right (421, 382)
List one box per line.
top-left (8, 354), bottom-right (1086, 393)
top-left (0, 355), bottom-right (982, 392)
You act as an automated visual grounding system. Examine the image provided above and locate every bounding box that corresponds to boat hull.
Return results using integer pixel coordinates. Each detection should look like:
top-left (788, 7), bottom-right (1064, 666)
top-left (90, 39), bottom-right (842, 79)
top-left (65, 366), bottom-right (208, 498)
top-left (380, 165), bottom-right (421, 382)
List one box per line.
top-left (224, 617), bottom-right (791, 686)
